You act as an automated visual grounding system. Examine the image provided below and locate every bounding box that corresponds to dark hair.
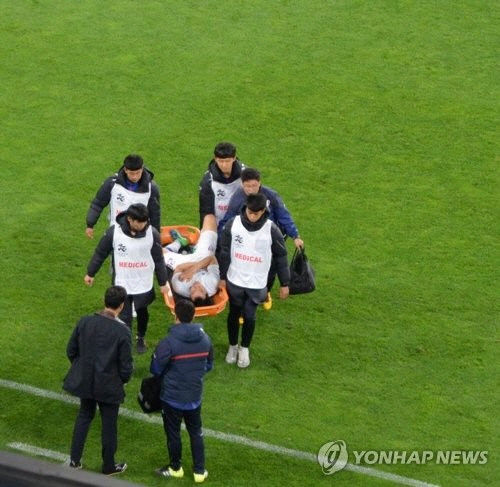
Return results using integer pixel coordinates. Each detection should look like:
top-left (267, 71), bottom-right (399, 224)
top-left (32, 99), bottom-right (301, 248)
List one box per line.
top-left (246, 193), bottom-right (267, 212)
top-left (241, 167), bottom-right (261, 182)
top-left (126, 203), bottom-right (149, 222)
top-left (214, 142), bottom-right (236, 158)
top-left (175, 299), bottom-right (196, 323)
top-left (193, 296), bottom-right (214, 307)
top-left (104, 285), bottom-right (127, 309)
top-left (123, 154), bottom-right (144, 170)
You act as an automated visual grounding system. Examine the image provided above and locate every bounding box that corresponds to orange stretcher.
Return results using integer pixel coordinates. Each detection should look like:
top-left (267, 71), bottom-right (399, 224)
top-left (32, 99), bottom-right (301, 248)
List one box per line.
top-left (160, 225), bottom-right (201, 246)
top-left (161, 225), bottom-right (228, 317)
top-left (163, 282), bottom-right (228, 317)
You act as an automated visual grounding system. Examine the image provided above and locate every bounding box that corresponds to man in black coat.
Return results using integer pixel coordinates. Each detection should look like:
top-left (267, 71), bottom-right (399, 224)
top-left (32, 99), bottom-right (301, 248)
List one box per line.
top-left (198, 142), bottom-right (244, 229)
top-left (219, 193), bottom-right (290, 368)
top-left (85, 154), bottom-right (161, 239)
top-left (63, 285), bottom-right (133, 476)
top-left (84, 203), bottom-right (169, 353)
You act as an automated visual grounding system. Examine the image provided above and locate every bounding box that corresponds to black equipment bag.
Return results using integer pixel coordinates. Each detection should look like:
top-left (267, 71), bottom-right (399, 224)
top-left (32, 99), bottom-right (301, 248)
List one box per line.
top-left (137, 375), bottom-right (162, 413)
top-left (289, 247), bottom-right (316, 295)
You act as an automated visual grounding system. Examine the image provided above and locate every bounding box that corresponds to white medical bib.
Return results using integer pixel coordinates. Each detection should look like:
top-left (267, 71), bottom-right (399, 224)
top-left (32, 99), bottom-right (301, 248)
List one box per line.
top-left (113, 225), bottom-right (154, 295)
top-left (109, 183), bottom-right (151, 225)
top-left (227, 217), bottom-right (272, 289)
top-left (211, 179), bottom-right (241, 224)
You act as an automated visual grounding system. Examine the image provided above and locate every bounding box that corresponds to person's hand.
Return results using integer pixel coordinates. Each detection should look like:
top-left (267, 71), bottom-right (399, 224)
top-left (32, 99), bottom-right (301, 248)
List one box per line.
top-left (85, 227), bottom-right (94, 239)
top-left (179, 267), bottom-right (196, 282)
top-left (279, 286), bottom-right (289, 299)
top-left (174, 262), bottom-right (191, 273)
top-left (293, 237), bottom-right (304, 249)
top-left (84, 275), bottom-right (94, 286)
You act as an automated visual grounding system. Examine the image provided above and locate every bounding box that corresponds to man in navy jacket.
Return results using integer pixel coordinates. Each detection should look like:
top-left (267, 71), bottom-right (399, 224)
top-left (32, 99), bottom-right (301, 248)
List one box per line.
top-left (218, 167), bottom-right (303, 248)
top-left (150, 299), bottom-right (214, 483)
top-left (218, 167), bottom-right (302, 309)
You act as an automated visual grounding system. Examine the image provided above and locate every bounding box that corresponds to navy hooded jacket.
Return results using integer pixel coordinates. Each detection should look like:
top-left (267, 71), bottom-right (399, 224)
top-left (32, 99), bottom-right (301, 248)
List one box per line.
top-left (150, 322), bottom-right (214, 406)
top-left (218, 185), bottom-right (300, 239)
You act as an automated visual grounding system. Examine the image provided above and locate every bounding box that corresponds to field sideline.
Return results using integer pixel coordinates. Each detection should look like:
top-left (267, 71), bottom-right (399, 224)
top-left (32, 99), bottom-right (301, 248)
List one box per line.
top-left (1, 379), bottom-right (440, 487)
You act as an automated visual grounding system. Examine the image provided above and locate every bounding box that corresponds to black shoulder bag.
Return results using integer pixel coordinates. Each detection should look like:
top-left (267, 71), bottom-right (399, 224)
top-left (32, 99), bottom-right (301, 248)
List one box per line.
top-left (137, 375), bottom-right (162, 413)
top-left (289, 247), bottom-right (316, 295)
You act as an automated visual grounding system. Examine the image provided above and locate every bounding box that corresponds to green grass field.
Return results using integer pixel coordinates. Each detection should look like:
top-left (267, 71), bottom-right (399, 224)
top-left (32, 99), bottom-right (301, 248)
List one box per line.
top-left (1, 1), bottom-right (498, 486)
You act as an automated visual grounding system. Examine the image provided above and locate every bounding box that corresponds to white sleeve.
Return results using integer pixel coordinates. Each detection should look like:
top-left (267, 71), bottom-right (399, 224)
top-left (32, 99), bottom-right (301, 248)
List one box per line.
top-left (164, 250), bottom-right (192, 269)
top-left (171, 273), bottom-right (192, 297)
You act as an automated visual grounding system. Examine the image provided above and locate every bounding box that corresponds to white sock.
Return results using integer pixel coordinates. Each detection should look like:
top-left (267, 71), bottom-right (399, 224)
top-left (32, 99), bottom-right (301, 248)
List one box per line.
top-left (166, 241), bottom-right (182, 252)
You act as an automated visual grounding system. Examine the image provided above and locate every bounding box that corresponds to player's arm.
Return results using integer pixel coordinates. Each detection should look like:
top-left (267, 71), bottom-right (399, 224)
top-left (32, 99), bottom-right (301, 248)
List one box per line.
top-left (86, 177), bottom-right (115, 235)
top-left (268, 190), bottom-right (299, 238)
top-left (85, 226), bottom-right (114, 283)
top-left (66, 321), bottom-right (82, 362)
top-left (118, 333), bottom-right (134, 383)
top-left (176, 256), bottom-right (216, 281)
top-left (270, 223), bottom-right (290, 296)
top-left (148, 182), bottom-right (161, 232)
top-left (206, 342), bottom-right (215, 372)
top-left (218, 219), bottom-right (234, 280)
top-left (198, 173), bottom-right (215, 226)
top-left (151, 228), bottom-right (169, 290)
top-left (150, 340), bottom-right (171, 376)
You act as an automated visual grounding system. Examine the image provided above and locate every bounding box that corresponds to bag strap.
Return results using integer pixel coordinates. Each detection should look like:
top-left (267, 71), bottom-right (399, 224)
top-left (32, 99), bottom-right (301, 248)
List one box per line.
top-left (291, 246), bottom-right (306, 261)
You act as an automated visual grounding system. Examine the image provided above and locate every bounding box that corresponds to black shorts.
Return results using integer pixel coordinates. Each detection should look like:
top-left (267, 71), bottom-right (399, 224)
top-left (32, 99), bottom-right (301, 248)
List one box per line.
top-left (226, 281), bottom-right (267, 307)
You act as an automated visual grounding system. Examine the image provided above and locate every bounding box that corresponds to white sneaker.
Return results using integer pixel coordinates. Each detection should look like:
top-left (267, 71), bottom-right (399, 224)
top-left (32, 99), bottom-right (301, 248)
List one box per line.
top-left (237, 346), bottom-right (250, 368)
top-left (225, 345), bottom-right (238, 364)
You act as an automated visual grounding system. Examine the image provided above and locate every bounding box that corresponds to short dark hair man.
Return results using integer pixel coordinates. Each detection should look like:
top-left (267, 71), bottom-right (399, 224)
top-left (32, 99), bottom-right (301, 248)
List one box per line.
top-left (219, 167), bottom-right (302, 245)
top-left (86, 154), bottom-right (161, 239)
top-left (198, 142), bottom-right (244, 228)
top-left (150, 299), bottom-right (214, 483)
top-left (218, 167), bottom-right (304, 309)
top-left (85, 203), bottom-right (169, 353)
top-left (219, 193), bottom-right (290, 368)
top-left (63, 285), bottom-right (133, 476)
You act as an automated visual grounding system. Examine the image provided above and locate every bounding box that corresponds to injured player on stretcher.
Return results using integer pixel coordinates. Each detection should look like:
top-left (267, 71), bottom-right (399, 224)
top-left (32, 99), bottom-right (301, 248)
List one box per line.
top-left (163, 215), bottom-right (220, 306)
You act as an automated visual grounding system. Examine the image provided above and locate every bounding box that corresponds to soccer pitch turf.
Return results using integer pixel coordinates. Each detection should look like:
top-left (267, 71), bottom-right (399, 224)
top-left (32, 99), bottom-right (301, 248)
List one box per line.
top-left (1, 1), bottom-right (498, 486)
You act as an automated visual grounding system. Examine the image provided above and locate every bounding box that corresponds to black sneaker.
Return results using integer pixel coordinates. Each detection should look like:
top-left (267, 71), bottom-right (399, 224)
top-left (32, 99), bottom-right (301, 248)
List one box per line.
top-left (136, 336), bottom-right (147, 354)
top-left (180, 245), bottom-right (194, 255)
top-left (69, 460), bottom-right (82, 469)
top-left (103, 463), bottom-right (127, 475)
